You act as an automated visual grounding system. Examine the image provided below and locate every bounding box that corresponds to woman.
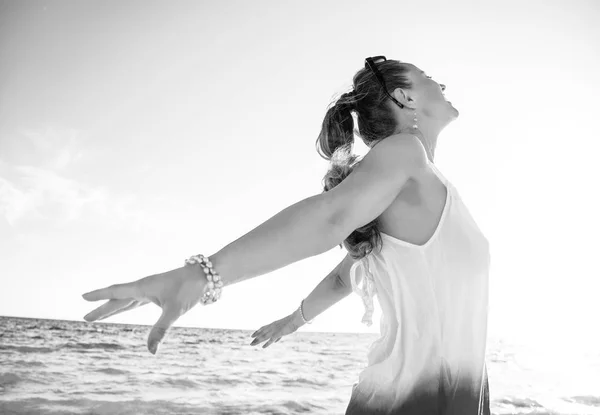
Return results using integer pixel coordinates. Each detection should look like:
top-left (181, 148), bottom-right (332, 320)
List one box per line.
top-left (82, 56), bottom-right (491, 414)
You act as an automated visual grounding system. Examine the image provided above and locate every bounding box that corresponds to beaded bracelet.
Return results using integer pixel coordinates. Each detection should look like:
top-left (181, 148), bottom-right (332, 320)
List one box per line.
top-left (298, 299), bottom-right (313, 324)
top-left (184, 254), bottom-right (224, 305)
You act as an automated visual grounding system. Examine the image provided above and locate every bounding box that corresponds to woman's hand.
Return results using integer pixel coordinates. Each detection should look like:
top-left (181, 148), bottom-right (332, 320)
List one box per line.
top-left (82, 265), bottom-right (207, 355)
top-left (250, 311), bottom-right (303, 348)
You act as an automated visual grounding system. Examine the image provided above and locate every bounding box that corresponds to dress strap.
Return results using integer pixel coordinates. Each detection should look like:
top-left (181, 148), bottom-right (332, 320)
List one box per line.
top-left (429, 161), bottom-right (449, 185)
top-left (349, 255), bottom-right (376, 327)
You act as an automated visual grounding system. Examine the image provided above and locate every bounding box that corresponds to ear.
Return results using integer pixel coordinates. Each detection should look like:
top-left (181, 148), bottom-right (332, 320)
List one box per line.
top-left (392, 87), bottom-right (415, 109)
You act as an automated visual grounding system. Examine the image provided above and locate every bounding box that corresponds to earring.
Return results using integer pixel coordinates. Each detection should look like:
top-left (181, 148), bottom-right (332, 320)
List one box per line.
top-left (412, 110), bottom-right (418, 129)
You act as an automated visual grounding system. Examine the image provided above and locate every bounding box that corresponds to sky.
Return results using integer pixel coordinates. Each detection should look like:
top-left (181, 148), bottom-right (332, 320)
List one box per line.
top-left (1, 0), bottom-right (599, 350)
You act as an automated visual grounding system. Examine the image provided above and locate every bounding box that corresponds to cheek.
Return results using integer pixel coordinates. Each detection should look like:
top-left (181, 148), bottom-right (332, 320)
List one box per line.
top-left (421, 91), bottom-right (440, 112)
top-left (421, 95), bottom-right (448, 118)
top-left (427, 86), bottom-right (443, 101)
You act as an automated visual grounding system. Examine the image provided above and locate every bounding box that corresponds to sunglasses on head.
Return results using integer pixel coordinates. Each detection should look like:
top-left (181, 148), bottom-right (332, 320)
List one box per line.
top-left (364, 56), bottom-right (405, 109)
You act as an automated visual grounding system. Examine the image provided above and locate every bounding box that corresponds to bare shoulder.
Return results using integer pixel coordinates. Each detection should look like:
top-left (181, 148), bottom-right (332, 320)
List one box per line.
top-left (324, 133), bottom-right (428, 234)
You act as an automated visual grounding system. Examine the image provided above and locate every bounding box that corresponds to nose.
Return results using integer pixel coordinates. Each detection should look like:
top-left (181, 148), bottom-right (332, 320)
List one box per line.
top-left (440, 84), bottom-right (446, 91)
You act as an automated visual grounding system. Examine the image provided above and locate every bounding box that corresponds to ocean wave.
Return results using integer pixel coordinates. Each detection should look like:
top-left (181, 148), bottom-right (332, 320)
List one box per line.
top-left (0, 345), bottom-right (53, 353)
top-left (495, 396), bottom-right (545, 409)
top-left (182, 338), bottom-right (222, 344)
top-left (253, 400), bottom-right (328, 414)
top-left (0, 373), bottom-right (22, 386)
top-left (281, 376), bottom-right (329, 388)
top-left (8, 360), bottom-right (45, 368)
top-left (563, 395), bottom-right (600, 407)
top-left (62, 342), bottom-right (126, 351)
top-left (155, 377), bottom-right (200, 388)
top-left (282, 400), bottom-right (328, 412)
top-left (209, 377), bottom-right (249, 387)
top-left (257, 369), bottom-right (280, 375)
top-left (48, 325), bottom-right (67, 331)
top-left (0, 398), bottom-right (213, 415)
top-left (94, 368), bottom-right (129, 375)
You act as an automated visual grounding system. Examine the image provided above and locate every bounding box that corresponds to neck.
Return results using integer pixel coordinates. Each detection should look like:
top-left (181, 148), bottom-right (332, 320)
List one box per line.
top-left (393, 109), bottom-right (441, 164)
top-left (395, 127), bottom-right (438, 163)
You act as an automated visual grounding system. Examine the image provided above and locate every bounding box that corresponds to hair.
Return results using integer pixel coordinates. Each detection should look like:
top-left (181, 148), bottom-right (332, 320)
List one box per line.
top-left (315, 59), bottom-right (413, 260)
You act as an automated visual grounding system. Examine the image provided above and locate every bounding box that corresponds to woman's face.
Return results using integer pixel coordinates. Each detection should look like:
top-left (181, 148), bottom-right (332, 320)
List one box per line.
top-left (405, 63), bottom-right (459, 121)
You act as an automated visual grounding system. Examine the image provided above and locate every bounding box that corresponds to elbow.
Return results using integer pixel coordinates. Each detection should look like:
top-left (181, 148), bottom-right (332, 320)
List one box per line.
top-left (334, 253), bottom-right (357, 294)
top-left (335, 275), bottom-right (353, 295)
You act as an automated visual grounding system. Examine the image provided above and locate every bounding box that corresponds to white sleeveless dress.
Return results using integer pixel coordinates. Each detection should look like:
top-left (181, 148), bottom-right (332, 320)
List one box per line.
top-left (346, 162), bottom-right (491, 415)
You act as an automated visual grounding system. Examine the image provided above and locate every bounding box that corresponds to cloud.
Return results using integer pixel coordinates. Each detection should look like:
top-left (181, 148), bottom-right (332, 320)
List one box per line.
top-left (0, 165), bottom-right (109, 227)
top-left (0, 128), bottom-right (152, 231)
top-left (0, 127), bottom-right (85, 171)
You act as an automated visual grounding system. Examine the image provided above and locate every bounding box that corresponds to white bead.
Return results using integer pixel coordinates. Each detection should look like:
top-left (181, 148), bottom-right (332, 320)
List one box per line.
top-left (186, 253), bottom-right (223, 305)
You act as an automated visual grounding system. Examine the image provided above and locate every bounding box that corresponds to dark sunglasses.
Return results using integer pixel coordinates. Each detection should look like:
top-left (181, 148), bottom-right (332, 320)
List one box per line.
top-left (364, 56), bottom-right (405, 109)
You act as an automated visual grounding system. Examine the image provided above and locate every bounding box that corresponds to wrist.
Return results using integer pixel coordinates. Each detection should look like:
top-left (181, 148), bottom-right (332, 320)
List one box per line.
top-left (298, 299), bottom-right (315, 325)
top-left (292, 307), bottom-right (306, 328)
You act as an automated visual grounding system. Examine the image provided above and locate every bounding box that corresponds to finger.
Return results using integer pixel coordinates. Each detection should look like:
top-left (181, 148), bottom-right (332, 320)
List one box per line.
top-left (250, 331), bottom-right (263, 345)
top-left (98, 300), bottom-right (149, 321)
top-left (263, 338), bottom-right (276, 348)
top-left (250, 336), bottom-right (264, 346)
top-left (84, 299), bottom-right (132, 322)
top-left (251, 326), bottom-right (267, 338)
top-left (82, 282), bottom-right (141, 301)
top-left (147, 308), bottom-right (179, 355)
top-left (250, 328), bottom-right (276, 345)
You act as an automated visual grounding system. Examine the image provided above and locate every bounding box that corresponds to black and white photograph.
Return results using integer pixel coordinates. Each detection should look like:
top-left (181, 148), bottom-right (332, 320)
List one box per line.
top-left (1, 0), bottom-right (599, 414)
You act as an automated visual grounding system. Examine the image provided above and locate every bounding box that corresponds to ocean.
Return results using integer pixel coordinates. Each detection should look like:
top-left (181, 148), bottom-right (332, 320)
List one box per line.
top-left (1, 316), bottom-right (599, 415)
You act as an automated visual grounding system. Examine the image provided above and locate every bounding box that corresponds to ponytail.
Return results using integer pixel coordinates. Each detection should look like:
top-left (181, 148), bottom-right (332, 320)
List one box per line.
top-left (314, 59), bottom-right (412, 260)
top-left (315, 91), bottom-right (356, 161)
top-left (316, 91), bottom-right (382, 260)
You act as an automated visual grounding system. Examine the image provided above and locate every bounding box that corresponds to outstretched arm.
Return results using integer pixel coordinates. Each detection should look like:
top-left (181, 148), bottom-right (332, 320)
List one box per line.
top-left (251, 253), bottom-right (357, 348)
top-left (209, 134), bottom-right (423, 288)
top-left (292, 252), bottom-right (356, 325)
top-left (82, 134), bottom-right (424, 353)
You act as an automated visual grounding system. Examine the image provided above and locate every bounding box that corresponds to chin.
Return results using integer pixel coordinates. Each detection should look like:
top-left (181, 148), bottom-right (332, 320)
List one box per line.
top-left (447, 102), bottom-right (459, 117)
